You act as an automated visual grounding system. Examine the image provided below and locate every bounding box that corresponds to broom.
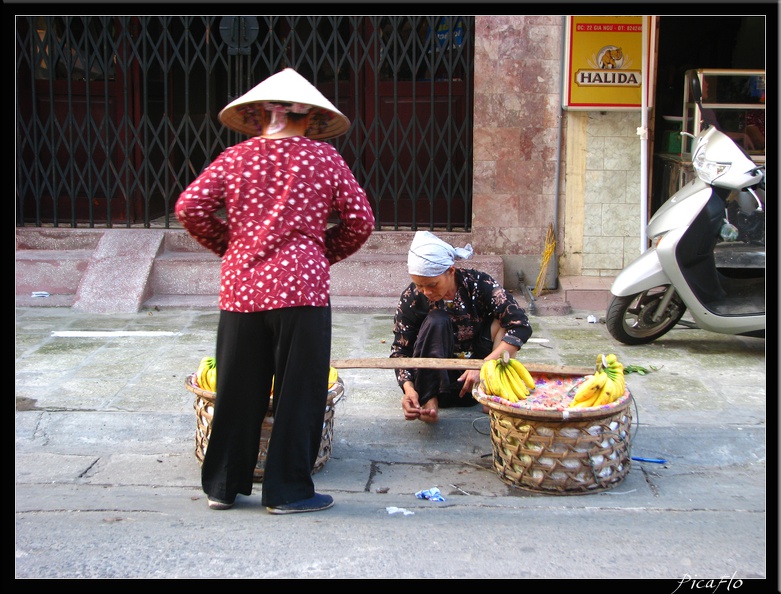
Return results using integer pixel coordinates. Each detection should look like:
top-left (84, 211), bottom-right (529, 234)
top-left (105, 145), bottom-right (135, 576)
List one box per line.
top-left (533, 223), bottom-right (556, 298)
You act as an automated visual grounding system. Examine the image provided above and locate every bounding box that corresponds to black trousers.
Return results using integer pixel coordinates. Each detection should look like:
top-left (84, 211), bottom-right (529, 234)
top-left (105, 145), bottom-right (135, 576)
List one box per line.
top-left (201, 306), bottom-right (331, 507)
top-left (412, 308), bottom-right (492, 408)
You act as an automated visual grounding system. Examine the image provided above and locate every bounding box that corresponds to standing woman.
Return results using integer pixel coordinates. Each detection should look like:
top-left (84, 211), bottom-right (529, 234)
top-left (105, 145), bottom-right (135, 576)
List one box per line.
top-left (176, 69), bottom-right (374, 514)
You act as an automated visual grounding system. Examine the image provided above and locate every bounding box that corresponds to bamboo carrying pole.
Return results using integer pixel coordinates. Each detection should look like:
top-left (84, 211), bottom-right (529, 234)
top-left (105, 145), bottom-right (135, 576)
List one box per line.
top-left (330, 358), bottom-right (591, 376)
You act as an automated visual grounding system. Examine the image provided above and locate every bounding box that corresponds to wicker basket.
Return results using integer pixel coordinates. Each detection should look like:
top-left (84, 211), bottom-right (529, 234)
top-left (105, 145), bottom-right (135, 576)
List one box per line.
top-left (473, 374), bottom-right (632, 495)
top-left (185, 374), bottom-right (344, 482)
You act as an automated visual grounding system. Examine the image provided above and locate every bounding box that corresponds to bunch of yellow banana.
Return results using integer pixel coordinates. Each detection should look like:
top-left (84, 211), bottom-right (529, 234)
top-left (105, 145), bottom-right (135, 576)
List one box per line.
top-left (569, 353), bottom-right (626, 408)
top-left (196, 356), bottom-right (217, 392)
top-left (269, 366), bottom-right (340, 394)
top-left (196, 358), bottom-right (335, 395)
top-left (479, 351), bottom-right (536, 403)
top-left (328, 366), bottom-right (339, 388)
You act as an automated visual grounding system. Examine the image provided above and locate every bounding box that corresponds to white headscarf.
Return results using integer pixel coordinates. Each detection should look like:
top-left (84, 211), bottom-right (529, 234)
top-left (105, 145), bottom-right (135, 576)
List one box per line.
top-left (407, 231), bottom-right (474, 277)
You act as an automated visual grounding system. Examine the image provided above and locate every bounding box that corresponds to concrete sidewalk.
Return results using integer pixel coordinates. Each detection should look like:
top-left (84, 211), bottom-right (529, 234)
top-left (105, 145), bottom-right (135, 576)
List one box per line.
top-left (15, 304), bottom-right (769, 580)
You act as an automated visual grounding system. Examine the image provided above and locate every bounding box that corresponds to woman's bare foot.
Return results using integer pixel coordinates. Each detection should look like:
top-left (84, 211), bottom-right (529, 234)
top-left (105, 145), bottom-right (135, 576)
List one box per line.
top-left (420, 397), bottom-right (439, 423)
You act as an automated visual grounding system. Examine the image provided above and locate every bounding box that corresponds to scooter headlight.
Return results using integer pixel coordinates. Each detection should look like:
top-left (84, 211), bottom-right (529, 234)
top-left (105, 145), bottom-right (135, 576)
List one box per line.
top-left (692, 151), bottom-right (731, 184)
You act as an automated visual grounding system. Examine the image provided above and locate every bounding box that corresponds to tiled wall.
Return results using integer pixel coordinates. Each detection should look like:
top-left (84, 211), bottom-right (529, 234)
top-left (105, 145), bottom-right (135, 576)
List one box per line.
top-left (581, 110), bottom-right (643, 276)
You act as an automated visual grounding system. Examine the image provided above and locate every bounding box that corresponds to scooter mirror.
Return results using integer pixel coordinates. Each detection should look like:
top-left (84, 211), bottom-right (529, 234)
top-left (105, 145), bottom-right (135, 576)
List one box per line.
top-left (690, 74), bottom-right (703, 108)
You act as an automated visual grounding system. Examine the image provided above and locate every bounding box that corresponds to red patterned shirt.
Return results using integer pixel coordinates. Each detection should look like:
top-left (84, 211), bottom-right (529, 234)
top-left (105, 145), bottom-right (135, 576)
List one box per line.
top-left (175, 136), bottom-right (374, 312)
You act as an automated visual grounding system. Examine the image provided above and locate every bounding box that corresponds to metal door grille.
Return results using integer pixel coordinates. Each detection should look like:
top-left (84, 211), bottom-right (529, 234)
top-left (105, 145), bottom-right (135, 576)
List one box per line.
top-left (16, 16), bottom-right (474, 230)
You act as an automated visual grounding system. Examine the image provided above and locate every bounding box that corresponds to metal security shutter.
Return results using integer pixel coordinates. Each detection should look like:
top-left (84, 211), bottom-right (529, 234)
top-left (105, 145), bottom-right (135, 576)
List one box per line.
top-left (16, 16), bottom-right (474, 230)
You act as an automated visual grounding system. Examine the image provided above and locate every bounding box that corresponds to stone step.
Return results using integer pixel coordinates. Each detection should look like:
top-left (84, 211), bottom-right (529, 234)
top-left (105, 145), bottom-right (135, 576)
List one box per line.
top-left (72, 230), bottom-right (164, 314)
top-left (17, 228), bottom-right (614, 314)
top-left (145, 229), bottom-right (505, 302)
top-left (148, 250), bottom-right (221, 296)
top-left (159, 229), bottom-right (473, 255)
top-left (15, 249), bottom-right (94, 299)
top-left (16, 229), bottom-right (106, 305)
top-left (146, 250), bottom-right (505, 300)
top-left (558, 275), bottom-right (614, 312)
top-left (15, 229), bottom-right (165, 311)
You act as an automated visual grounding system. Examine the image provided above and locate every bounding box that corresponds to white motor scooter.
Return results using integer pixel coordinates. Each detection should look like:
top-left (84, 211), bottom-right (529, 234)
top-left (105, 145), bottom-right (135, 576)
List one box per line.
top-left (606, 79), bottom-right (765, 345)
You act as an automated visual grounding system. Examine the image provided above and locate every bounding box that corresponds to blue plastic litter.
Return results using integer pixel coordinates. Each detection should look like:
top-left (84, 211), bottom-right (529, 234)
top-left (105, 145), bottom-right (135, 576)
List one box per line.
top-left (416, 487), bottom-right (445, 502)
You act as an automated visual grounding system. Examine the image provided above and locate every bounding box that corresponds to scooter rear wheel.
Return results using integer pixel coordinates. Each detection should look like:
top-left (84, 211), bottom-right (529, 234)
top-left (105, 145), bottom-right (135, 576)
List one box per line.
top-left (606, 286), bottom-right (686, 345)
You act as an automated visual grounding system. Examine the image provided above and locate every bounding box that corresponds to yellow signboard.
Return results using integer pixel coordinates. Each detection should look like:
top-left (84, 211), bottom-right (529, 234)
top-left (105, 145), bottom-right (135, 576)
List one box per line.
top-left (563, 15), bottom-right (647, 110)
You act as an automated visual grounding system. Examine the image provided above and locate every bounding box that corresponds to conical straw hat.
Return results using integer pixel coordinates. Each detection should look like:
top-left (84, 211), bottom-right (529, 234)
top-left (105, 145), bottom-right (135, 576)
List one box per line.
top-left (218, 68), bottom-right (350, 140)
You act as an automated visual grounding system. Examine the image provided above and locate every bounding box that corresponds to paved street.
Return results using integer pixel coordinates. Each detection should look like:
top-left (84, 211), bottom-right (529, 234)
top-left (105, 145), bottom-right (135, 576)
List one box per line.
top-left (15, 304), bottom-right (768, 580)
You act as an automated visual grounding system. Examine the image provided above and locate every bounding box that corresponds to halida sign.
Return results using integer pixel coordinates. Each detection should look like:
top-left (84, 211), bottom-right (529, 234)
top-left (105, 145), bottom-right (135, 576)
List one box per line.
top-left (563, 15), bottom-right (649, 110)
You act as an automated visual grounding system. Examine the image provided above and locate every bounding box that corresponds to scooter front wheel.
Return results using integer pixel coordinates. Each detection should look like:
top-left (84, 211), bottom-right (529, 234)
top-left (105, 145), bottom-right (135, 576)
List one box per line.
top-left (606, 286), bottom-right (686, 345)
